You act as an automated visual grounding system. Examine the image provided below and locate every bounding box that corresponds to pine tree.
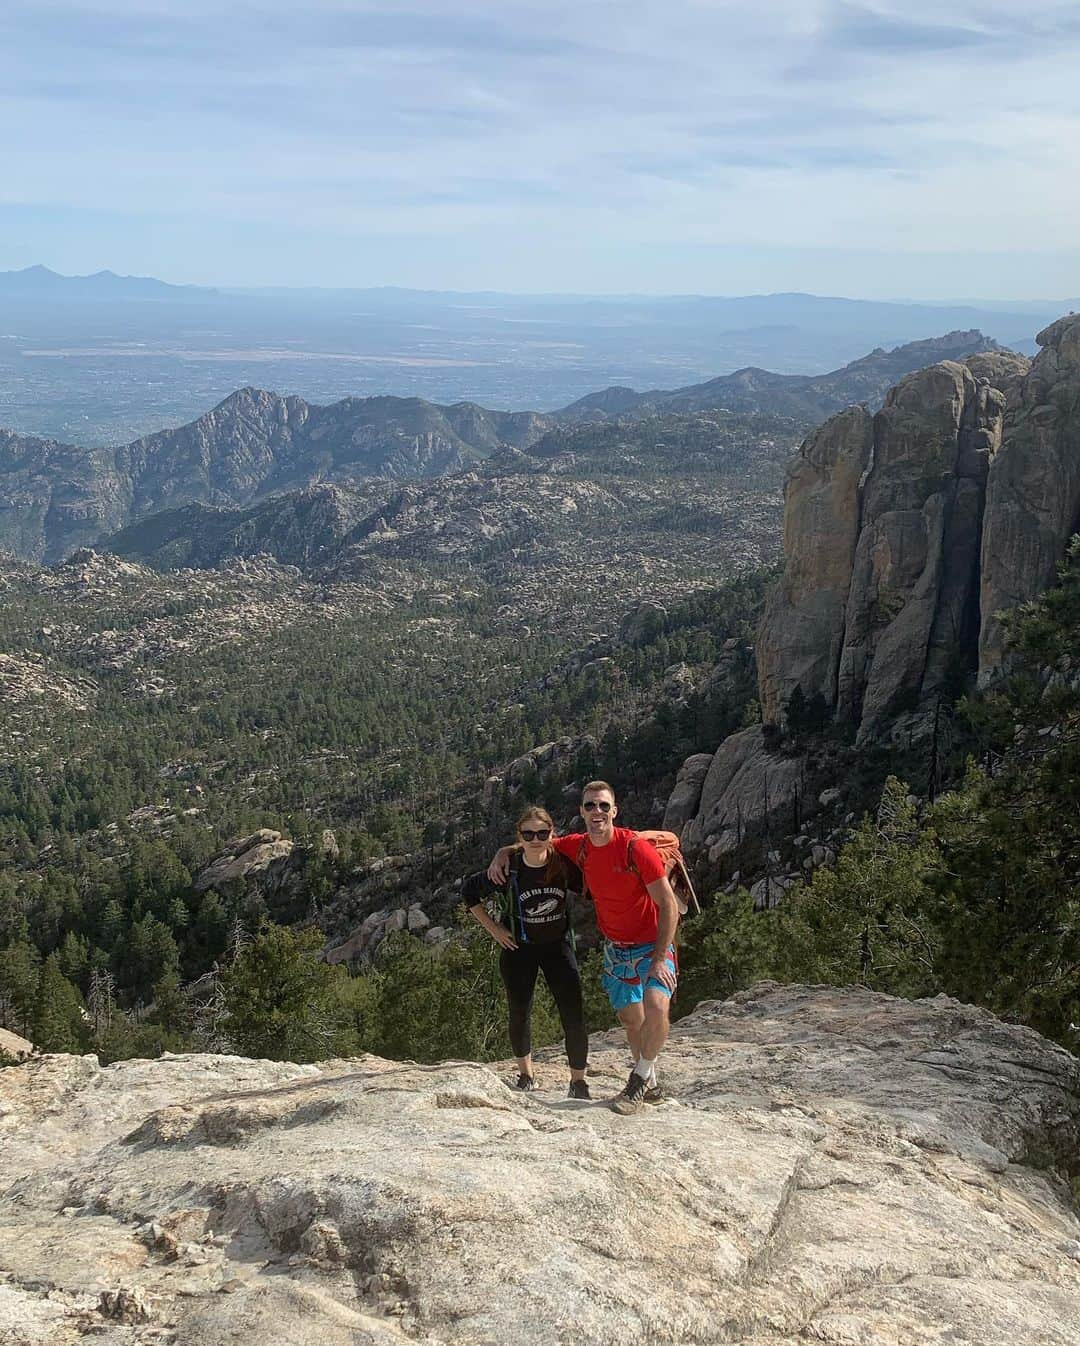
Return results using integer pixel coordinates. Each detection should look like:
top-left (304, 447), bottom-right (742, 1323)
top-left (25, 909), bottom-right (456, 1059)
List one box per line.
top-left (0, 941), bottom-right (41, 1036)
top-left (219, 925), bottom-right (353, 1062)
top-left (32, 954), bottom-right (85, 1053)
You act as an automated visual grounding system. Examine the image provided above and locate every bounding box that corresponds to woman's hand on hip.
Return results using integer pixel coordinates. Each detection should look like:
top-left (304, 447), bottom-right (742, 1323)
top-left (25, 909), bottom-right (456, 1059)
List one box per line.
top-left (492, 925), bottom-right (518, 951)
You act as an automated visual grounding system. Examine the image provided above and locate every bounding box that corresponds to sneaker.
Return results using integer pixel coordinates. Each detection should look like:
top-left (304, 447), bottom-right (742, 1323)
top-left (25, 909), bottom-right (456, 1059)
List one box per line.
top-left (513, 1073), bottom-right (537, 1091)
top-left (644, 1080), bottom-right (665, 1105)
top-left (610, 1069), bottom-right (648, 1115)
top-left (568, 1079), bottom-right (591, 1101)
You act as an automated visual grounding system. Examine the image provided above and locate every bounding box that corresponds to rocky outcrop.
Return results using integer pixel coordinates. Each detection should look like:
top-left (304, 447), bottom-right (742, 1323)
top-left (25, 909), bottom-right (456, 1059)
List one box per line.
top-left (661, 751), bottom-right (714, 832)
top-left (834, 360), bottom-right (1007, 737)
top-left (680, 726), bottom-right (809, 861)
top-left (1, 984), bottom-right (1078, 1345)
top-left (757, 406), bottom-right (873, 724)
top-left (193, 830), bottom-right (296, 893)
top-left (324, 902), bottom-right (437, 964)
top-left (484, 735), bottom-right (598, 804)
top-left (0, 1027), bottom-right (32, 1060)
top-left (979, 315), bottom-right (1080, 682)
top-left (756, 341), bottom-right (1056, 742)
top-left (676, 334), bottom-right (1071, 854)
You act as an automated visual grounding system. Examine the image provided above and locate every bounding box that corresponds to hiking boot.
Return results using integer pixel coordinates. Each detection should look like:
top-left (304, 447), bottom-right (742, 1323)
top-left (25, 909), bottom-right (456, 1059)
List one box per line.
top-left (610, 1069), bottom-right (648, 1115)
top-left (513, 1073), bottom-right (537, 1091)
top-left (644, 1080), bottom-right (665, 1105)
top-left (568, 1079), bottom-right (591, 1101)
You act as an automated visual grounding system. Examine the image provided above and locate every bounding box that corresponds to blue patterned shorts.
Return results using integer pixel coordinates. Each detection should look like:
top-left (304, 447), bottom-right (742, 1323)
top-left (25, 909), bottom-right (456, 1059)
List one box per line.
top-left (601, 941), bottom-right (677, 1011)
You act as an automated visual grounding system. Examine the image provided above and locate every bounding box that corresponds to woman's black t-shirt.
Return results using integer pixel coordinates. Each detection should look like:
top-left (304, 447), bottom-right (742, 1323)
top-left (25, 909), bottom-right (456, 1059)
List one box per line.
top-left (462, 853), bottom-right (582, 945)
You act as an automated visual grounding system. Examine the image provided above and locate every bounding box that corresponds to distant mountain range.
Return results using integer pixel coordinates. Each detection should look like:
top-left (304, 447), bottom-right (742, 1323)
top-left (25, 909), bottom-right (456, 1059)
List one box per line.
top-left (0, 265), bottom-right (215, 299)
top-left (0, 329), bottom-right (1003, 564)
top-left (558, 330), bottom-right (1002, 425)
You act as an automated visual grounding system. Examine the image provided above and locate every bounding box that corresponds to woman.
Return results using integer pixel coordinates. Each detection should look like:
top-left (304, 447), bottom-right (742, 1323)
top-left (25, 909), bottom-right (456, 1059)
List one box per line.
top-left (462, 805), bottom-right (590, 1098)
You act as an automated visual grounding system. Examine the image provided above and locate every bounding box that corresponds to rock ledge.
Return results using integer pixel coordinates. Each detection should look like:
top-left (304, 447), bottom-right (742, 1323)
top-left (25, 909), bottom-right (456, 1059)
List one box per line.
top-left (1, 983), bottom-right (1078, 1345)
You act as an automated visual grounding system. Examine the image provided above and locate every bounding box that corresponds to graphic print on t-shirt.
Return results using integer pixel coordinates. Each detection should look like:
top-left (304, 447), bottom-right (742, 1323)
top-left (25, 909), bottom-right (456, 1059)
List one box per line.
top-left (461, 856), bottom-right (581, 944)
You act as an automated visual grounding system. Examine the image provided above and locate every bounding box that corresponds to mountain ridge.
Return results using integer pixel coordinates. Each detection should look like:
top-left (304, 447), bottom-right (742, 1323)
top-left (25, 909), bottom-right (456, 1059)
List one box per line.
top-left (0, 330), bottom-right (1004, 563)
top-left (0, 264), bottom-right (216, 299)
top-left (559, 329), bottom-right (1003, 423)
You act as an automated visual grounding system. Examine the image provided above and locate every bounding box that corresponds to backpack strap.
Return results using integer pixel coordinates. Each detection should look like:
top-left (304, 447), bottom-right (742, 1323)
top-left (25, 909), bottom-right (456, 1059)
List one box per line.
top-left (504, 851), bottom-right (529, 944)
top-left (626, 833), bottom-right (639, 876)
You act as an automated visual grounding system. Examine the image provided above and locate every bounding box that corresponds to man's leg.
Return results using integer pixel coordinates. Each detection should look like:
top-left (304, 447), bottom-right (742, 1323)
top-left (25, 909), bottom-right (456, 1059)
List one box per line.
top-left (616, 1002), bottom-right (645, 1064)
top-left (610, 945), bottom-right (676, 1113)
top-left (638, 986), bottom-right (671, 1062)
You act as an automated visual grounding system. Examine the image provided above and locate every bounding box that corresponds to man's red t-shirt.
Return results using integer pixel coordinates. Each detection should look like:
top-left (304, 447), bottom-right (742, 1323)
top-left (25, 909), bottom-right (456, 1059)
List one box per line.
top-left (553, 828), bottom-right (665, 945)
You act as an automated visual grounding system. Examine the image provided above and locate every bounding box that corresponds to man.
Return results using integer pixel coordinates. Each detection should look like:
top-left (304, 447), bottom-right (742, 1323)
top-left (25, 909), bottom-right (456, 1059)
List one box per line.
top-left (487, 780), bottom-right (679, 1115)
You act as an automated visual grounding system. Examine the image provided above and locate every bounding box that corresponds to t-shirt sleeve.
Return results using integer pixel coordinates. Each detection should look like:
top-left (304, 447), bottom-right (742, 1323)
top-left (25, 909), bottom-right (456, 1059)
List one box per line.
top-left (630, 837), bottom-right (666, 885)
top-left (552, 833), bottom-right (585, 860)
top-left (461, 871), bottom-right (497, 907)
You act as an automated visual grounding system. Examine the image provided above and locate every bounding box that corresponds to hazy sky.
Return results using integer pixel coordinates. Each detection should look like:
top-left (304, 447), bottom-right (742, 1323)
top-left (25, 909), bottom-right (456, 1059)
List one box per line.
top-left (2, 0), bottom-right (1079, 297)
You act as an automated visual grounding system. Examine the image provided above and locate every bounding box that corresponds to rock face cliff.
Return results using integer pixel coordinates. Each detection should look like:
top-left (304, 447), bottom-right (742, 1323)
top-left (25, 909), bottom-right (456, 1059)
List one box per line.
top-left (1, 984), bottom-right (1078, 1345)
top-left (758, 318), bottom-right (1080, 740)
top-left (672, 317), bottom-right (1079, 869)
top-left (979, 315), bottom-right (1080, 683)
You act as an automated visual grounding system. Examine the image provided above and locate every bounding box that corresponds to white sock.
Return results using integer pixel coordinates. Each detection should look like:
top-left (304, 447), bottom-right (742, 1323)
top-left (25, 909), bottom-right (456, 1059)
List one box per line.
top-left (634, 1055), bottom-right (656, 1082)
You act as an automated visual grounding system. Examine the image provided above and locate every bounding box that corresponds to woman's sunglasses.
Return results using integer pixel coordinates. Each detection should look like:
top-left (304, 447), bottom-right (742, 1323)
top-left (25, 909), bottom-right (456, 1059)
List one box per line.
top-left (519, 827), bottom-right (552, 841)
top-left (582, 800), bottom-right (612, 813)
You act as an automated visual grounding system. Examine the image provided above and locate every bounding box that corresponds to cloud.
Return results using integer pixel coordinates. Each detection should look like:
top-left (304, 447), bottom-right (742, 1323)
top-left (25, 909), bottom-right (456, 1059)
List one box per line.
top-left (1, 1), bottom-right (1079, 293)
top-left (825, 4), bottom-right (996, 53)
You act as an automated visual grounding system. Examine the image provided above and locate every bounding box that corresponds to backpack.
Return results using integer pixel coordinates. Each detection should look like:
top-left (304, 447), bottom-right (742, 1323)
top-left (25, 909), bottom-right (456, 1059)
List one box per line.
top-left (576, 829), bottom-right (700, 917)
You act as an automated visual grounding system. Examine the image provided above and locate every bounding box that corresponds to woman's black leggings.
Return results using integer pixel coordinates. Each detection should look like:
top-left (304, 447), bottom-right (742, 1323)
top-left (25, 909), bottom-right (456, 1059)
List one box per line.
top-left (499, 939), bottom-right (588, 1069)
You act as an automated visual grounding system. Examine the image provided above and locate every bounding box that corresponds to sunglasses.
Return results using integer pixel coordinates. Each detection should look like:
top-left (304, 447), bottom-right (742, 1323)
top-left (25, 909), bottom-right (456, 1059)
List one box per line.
top-left (519, 827), bottom-right (552, 841)
top-left (582, 800), bottom-right (613, 813)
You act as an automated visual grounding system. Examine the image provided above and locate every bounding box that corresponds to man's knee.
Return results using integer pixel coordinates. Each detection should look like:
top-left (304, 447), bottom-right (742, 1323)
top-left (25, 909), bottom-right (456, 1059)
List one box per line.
top-left (643, 987), bottom-right (671, 1020)
top-left (617, 1002), bottom-right (645, 1029)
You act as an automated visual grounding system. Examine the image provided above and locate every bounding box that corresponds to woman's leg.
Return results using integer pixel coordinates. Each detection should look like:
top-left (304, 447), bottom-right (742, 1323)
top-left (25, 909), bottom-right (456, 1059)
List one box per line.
top-left (500, 947), bottom-right (539, 1076)
top-left (538, 942), bottom-right (589, 1080)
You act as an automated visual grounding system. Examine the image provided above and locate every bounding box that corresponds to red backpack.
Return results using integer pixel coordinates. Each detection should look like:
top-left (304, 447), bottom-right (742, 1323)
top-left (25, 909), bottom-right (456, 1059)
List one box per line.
top-left (576, 829), bottom-right (700, 916)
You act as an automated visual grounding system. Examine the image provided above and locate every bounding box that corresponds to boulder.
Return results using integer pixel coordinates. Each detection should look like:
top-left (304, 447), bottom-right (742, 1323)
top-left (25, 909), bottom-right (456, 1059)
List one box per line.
top-left (681, 726), bottom-right (807, 857)
top-left (618, 601), bottom-right (666, 645)
top-left (661, 752), bottom-right (714, 833)
top-left (193, 831), bottom-right (295, 892)
top-left (1, 985), bottom-right (1077, 1344)
top-left (963, 349), bottom-right (1032, 409)
top-left (749, 872), bottom-right (799, 908)
top-left (324, 907), bottom-right (392, 965)
top-left (383, 908), bottom-right (408, 935)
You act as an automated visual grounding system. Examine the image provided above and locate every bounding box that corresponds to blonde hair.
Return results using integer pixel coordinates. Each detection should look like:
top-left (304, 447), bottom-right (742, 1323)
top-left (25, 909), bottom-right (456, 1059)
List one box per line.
top-left (581, 780), bottom-right (615, 800)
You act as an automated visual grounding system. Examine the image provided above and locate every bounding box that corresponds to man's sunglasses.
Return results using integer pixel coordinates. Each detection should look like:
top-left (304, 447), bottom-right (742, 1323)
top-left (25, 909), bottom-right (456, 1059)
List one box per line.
top-left (582, 800), bottom-right (613, 813)
top-left (519, 827), bottom-right (552, 841)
